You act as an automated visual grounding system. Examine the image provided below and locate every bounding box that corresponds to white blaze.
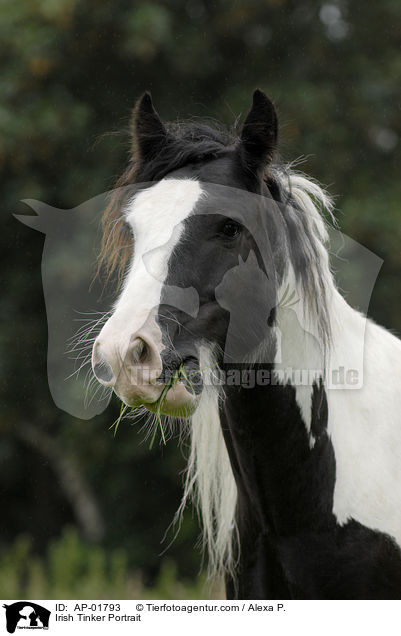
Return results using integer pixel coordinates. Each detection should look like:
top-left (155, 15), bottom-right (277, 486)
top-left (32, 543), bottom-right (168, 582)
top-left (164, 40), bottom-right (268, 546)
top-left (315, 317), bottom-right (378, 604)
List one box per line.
top-left (101, 178), bottom-right (203, 354)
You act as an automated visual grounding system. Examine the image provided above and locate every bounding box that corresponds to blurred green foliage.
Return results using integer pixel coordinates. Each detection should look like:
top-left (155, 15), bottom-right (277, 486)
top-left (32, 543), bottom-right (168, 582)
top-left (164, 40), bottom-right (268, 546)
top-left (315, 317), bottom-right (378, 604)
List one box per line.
top-left (0, 528), bottom-right (221, 599)
top-left (1, 0), bottom-right (400, 599)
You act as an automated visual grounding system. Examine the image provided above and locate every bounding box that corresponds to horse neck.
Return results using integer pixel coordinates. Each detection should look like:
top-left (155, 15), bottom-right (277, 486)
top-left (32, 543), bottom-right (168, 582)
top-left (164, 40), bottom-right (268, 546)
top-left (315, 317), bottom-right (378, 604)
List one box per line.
top-left (219, 268), bottom-right (341, 538)
top-left (220, 367), bottom-right (336, 537)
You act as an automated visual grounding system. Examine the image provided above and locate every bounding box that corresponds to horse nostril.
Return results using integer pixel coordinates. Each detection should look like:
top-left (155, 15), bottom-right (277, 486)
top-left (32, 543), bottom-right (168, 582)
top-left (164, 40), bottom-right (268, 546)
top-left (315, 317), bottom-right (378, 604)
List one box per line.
top-left (92, 341), bottom-right (115, 385)
top-left (93, 361), bottom-right (114, 384)
top-left (131, 337), bottom-right (150, 365)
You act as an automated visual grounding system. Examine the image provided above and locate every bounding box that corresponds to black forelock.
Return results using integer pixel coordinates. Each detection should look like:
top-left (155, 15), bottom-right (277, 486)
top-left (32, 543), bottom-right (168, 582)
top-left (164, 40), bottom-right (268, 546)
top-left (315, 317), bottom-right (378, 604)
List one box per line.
top-left (134, 120), bottom-right (238, 183)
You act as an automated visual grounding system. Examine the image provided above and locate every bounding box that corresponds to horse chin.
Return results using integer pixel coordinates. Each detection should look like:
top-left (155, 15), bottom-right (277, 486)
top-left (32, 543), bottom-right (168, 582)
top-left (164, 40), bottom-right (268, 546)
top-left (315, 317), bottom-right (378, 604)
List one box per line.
top-left (117, 382), bottom-right (200, 418)
top-left (146, 382), bottom-right (200, 418)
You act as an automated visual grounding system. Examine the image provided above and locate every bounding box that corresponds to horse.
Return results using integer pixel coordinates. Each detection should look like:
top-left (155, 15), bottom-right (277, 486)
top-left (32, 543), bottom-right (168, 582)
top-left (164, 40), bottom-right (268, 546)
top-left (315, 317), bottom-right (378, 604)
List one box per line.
top-left (91, 89), bottom-right (401, 599)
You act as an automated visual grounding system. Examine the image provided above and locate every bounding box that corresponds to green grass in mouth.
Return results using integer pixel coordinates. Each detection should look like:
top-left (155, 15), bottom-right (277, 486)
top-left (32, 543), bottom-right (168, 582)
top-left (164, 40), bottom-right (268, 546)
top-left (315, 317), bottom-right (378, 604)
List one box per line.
top-left (109, 363), bottom-right (193, 449)
top-left (148, 365), bottom-right (183, 449)
top-left (109, 362), bottom-right (217, 448)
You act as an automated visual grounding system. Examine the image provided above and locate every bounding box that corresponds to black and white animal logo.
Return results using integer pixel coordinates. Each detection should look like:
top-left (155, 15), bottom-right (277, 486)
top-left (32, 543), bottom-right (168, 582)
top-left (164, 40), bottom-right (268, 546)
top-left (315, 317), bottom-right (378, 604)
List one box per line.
top-left (2, 602), bottom-right (50, 633)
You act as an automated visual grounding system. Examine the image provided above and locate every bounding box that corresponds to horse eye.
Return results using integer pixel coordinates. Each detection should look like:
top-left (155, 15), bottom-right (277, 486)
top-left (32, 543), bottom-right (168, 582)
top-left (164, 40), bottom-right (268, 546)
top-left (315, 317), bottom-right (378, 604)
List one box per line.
top-left (221, 219), bottom-right (242, 239)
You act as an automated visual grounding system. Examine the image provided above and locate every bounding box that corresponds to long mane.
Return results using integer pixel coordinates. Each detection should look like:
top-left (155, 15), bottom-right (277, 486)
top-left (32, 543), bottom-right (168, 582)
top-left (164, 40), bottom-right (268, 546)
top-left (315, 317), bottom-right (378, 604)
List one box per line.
top-left (98, 118), bottom-right (337, 576)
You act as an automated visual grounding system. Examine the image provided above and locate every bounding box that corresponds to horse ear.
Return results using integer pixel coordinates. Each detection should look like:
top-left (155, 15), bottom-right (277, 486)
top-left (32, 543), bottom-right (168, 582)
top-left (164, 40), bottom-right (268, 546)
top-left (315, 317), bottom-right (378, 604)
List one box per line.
top-left (239, 89), bottom-right (278, 174)
top-left (131, 92), bottom-right (168, 163)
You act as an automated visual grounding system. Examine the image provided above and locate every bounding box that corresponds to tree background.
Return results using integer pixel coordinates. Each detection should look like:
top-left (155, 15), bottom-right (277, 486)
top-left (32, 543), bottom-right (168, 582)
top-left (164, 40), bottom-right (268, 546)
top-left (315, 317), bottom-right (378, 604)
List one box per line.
top-left (1, 0), bottom-right (400, 598)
